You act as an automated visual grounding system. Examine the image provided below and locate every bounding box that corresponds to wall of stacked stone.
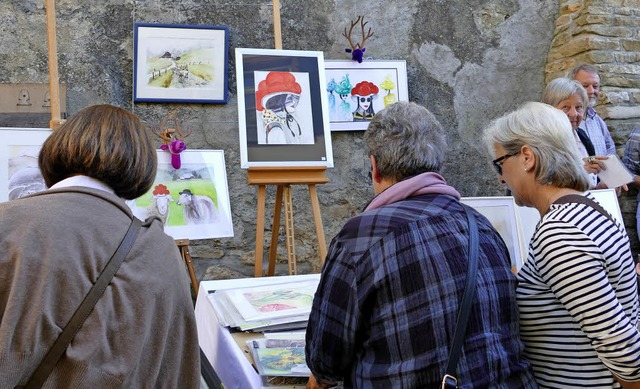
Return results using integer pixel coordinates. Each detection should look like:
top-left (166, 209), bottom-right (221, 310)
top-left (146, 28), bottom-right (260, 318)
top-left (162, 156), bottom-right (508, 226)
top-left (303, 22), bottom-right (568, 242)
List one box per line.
top-left (4, 1), bottom-right (637, 281)
top-left (546, 0), bottom-right (640, 253)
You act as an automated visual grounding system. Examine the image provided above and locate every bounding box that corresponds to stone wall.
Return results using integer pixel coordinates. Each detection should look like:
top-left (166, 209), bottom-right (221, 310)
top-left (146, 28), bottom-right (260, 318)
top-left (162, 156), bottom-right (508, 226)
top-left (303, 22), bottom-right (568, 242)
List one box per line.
top-left (546, 0), bottom-right (640, 253)
top-left (1, 0), bottom-right (561, 280)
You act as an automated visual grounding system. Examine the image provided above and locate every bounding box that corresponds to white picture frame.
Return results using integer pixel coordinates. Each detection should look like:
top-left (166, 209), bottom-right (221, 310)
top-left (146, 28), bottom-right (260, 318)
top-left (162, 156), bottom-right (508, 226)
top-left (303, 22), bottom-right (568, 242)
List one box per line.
top-left (461, 196), bottom-right (526, 272)
top-left (324, 60), bottom-right (409, 131)
top-left (0, 127), bottom-right (52, 202)
top-left (126, 149), bottom-right (234, 240)
top-left (235, 48), bottom-right (333, 168)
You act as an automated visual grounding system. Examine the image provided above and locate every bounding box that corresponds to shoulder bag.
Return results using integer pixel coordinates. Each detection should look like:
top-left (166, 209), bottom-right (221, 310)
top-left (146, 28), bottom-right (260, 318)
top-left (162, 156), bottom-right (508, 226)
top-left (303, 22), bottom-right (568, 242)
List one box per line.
top-left (441, 206), bottom-right (479, 389)
top-left (15, 217), bottom-right (142, 389)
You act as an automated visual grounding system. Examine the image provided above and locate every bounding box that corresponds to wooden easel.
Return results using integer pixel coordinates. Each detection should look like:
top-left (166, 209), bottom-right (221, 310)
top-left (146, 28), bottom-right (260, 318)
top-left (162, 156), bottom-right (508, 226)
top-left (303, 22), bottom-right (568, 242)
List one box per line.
top-left (176, 239), bottom-right (199, 296)
top-left (45, 0), bottom-right (64, 129)
top-left (249, 167), bottom-right (329, 277)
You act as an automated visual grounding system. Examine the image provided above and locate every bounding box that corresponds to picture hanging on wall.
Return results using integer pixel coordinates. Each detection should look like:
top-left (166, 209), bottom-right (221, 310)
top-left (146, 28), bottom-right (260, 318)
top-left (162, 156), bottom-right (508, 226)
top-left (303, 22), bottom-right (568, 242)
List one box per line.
top-left (133, 23), bottom-right (229, 104)
top-left (126, 150), bottom-right (234, 240)
top-left (235, 48), bottom-right (333, 168)
top-left (324, 60), bottom-right (409, 131)
top-left (0, 127), bottom-right (51, 202)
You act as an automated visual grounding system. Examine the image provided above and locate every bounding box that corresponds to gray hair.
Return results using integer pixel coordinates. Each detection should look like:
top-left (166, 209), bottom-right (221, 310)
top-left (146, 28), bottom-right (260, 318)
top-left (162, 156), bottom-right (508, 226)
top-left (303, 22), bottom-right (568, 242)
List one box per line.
top-left (483, 102), bottom-right (590, 191)
top-left (542, 77), bottom-right (589, 108)
top-left (364, 101), bottom-right (446, 181)
top-left (568, 63), bottom-right (599, 79)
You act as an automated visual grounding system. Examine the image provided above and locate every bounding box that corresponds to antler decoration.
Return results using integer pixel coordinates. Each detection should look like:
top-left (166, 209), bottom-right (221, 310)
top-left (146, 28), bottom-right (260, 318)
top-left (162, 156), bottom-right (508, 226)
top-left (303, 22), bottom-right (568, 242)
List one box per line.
top-left (343, 16), bottom-right (374, 63)
top-left (153, 110), bottom-right (191, 169)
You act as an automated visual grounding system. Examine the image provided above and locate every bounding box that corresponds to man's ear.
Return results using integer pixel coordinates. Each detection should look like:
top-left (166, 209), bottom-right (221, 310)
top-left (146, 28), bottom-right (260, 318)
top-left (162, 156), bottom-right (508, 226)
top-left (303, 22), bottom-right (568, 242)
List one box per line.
top-left (370, 155), bottom-right (381, 183)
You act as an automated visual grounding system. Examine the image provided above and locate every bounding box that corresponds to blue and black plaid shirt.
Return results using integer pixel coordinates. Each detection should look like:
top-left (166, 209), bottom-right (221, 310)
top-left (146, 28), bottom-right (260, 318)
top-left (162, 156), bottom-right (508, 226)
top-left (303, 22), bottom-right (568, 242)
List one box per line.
top-left (306, 193), bottom-right (536, 388)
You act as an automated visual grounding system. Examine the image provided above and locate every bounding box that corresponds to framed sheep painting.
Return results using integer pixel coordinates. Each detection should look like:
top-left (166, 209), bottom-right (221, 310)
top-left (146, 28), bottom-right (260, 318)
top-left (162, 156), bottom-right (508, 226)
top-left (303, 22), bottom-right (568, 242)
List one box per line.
top-left (126, 149), bottom-right (234, 240)
top-left (0, 127), bottom-right (52, 202)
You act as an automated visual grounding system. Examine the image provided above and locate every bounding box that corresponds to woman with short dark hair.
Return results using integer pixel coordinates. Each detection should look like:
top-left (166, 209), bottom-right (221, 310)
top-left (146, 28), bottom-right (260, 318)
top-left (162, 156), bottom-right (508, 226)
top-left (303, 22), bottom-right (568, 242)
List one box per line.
top-left (0, 104), bottom-right (200, 388)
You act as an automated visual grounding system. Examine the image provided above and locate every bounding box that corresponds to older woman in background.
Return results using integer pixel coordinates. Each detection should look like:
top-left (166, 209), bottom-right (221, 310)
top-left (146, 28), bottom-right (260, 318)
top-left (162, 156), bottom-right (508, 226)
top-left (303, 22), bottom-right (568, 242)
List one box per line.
top-left (483, 101), bottom-right (640, 388)
top-left (542, 77), bottom-right (607, 186)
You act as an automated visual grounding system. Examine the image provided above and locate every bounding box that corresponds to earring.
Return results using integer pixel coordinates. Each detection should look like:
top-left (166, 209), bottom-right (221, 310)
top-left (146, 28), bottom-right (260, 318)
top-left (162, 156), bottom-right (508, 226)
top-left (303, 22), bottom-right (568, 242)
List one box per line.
top-left (524, 168), bottom-right (528, 172)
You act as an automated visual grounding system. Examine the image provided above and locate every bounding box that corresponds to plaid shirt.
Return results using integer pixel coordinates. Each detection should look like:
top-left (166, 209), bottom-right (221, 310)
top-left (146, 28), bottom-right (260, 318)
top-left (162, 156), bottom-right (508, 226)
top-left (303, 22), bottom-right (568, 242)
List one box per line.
top-left (580, 107), bottom-right (616, 156)
top-left (306, 194), bottom-right (536, 388)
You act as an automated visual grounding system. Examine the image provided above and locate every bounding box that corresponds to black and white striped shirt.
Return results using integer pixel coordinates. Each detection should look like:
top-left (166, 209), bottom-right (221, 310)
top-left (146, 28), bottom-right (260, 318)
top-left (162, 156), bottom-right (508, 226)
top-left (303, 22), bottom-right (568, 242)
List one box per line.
top-left (517, 193), bottom-right (640, 388)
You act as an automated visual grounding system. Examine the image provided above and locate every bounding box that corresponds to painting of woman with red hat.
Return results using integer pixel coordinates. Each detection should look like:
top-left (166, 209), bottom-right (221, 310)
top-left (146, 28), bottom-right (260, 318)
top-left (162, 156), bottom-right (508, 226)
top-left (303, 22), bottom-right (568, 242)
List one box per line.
top-left (255, 71), bottom-right (314, 145)
top-left (351, 80), bottom-right (379, 121)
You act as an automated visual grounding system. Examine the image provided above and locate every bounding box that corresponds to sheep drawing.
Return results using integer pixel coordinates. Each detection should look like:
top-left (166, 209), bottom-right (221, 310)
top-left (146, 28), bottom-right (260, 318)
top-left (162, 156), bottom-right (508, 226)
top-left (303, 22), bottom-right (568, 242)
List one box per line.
top-left (177, 189), bottom-right (218, 225)
top-left (148, 184), bottom-right (174, 225)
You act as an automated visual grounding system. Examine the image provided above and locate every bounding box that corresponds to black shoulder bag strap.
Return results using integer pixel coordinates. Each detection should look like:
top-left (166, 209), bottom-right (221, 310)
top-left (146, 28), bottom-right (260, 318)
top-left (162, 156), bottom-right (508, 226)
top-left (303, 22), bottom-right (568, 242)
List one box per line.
top-left (553, 194), bottom-right (615, 224)
top-left (16, 217), bottom-right (142, 389)
top-left (442, 206), bottom-right (479, 389)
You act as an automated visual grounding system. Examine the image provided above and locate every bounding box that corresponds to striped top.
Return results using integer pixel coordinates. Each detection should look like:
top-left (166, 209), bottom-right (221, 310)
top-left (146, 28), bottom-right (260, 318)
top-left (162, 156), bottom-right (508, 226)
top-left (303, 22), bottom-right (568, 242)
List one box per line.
top-left (517, 193), bottom-right (640, 388)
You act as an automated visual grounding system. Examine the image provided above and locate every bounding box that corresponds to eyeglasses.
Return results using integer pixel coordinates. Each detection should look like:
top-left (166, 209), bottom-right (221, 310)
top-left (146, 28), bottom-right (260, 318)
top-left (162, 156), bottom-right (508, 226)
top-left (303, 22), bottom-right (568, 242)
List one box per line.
top-left (492, 152), bottom-right (519, 175)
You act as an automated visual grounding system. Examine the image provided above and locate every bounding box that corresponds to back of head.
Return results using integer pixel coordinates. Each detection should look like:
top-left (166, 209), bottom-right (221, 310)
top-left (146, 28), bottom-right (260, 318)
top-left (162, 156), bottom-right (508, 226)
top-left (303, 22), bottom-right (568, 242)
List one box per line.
top-left (483, 102), bottom-right (590, 191)
top-left (542, 77), bottom-right (588, 108)
top-left (38, 104), bottom-right (157, 199)
top-left (568, 63), bottom-right (598, 79)
top-left (364, 101), bottom-right (446, 181)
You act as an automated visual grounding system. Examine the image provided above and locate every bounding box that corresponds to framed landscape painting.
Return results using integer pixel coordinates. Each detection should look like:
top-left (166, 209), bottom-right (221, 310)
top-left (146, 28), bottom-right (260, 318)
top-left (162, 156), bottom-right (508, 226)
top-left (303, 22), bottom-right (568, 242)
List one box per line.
top-left (235, 48), bottom-right (333, 168)
top-left (126, 150), bottom-right (233, 240)
top-left (0, 127), bottom-right (51, 202)
top-left (133, 23), bottom-right (229, 104)
top-left (324, 60), bottom-right (408, 131)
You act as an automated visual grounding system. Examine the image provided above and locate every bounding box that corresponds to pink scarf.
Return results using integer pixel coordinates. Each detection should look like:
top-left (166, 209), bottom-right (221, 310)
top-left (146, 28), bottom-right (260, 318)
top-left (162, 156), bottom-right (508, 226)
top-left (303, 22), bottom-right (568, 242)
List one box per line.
top-left (365, 172), bottom-right (461, 211)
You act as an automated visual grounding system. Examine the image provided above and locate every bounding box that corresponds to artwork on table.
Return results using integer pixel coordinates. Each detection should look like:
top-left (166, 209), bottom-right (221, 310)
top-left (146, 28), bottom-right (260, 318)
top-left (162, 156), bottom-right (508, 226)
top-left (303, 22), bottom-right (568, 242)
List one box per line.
top-left (461, 196), bottom-right (526, 273)
top-left (223, 280), bottom-right (317, 322)
top-left (0, 127), bottom-right (51, 202)
top-left (248, 338), bottom-right (310, 377)
top-left (126, 150), bottom-right (233, 240)
top-left (235, 48), bottom-right (333, 168)
top-left (324, 60), bottom-right (408, 131)
top-left (133, 23), bottom-right (229, 104)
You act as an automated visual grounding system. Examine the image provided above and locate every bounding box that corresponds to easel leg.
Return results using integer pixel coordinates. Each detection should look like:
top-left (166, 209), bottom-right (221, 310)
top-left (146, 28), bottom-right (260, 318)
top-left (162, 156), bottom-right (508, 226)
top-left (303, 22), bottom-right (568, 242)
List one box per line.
top-left (309, 184), bottom-right (327, 266)
top-left (267, 185), bottom-right (284, 276)
top-left (284, 185), bottom-right (297, 274)
top-left (176, 239), bottom-right (198, 297)
top-left (255, 185), bottom-right (267, 277)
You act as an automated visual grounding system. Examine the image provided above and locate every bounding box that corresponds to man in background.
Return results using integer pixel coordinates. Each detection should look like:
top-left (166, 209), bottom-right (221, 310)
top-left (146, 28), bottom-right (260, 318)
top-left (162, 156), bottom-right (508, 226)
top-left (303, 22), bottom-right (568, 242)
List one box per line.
top-left (569, 63), bottom-right (616, 157)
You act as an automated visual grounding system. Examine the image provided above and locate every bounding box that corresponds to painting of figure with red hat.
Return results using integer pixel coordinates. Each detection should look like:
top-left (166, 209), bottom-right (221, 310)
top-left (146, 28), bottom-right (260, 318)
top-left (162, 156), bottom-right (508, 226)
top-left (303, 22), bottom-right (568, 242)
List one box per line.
top-left (254, 71), bottom-right (315, 145)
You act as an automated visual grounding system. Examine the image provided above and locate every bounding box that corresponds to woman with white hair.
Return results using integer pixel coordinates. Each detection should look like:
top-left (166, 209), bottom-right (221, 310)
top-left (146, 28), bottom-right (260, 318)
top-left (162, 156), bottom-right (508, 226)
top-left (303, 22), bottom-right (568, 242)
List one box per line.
top-left (483, 101), bottom-right (640, 388)
top-left (542, 77), bottom-right (606, 187)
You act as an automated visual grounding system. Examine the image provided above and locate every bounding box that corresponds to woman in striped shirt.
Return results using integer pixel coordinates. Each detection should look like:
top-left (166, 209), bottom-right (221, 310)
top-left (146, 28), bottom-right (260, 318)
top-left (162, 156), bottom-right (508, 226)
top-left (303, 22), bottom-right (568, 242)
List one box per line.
top-left (483, 102), bottom-right (640, 388)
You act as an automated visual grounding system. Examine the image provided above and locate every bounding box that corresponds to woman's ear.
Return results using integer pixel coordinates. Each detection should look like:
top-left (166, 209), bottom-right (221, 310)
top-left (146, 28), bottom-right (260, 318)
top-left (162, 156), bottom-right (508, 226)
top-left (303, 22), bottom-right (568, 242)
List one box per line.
top-left (520, 145), bottom-right (536, 171)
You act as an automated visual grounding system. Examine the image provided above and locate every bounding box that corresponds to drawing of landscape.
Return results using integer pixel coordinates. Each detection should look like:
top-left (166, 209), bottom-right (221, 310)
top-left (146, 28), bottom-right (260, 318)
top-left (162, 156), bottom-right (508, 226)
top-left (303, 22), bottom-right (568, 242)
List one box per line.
top-left (254, 347), bottom-right (308, 376)
top-left (145, 41), bottom-right (215, 89)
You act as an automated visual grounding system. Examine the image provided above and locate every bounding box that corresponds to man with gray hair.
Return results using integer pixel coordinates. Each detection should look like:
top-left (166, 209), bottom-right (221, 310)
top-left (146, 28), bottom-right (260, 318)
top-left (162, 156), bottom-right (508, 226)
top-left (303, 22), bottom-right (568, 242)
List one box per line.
top-left (569, 64), bottom-right (616, 157)
top-left (305, 101), bottom-right (536, 388)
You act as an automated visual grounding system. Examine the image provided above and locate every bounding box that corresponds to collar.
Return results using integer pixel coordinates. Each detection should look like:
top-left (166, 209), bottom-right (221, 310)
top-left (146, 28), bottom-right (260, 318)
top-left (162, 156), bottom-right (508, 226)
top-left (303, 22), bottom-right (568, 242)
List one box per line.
top-left (585, 106), bottom-right (597, 119)
top-left (50, 175), bottom-right (115, 194)
top-left (364, 172), bottom-right (461, 211)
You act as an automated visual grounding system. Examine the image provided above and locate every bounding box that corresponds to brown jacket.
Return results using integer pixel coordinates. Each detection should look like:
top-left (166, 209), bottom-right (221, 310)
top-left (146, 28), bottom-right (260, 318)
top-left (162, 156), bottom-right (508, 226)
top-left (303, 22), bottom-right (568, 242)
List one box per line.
top-left (0, 187), bottom-right (200, 388)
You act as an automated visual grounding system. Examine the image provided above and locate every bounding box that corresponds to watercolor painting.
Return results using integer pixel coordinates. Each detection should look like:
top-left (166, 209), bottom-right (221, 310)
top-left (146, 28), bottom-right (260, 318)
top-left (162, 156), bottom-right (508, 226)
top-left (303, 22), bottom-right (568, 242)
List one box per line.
top-left (235, 48), bottom-right (333, 168)
top-left (134, 23), bottom-right (229, 104)
top-left (325, 60), bottom-right (408, 131)
top-left (0, 128), bottom-right (51, 202)
top-left (126, 150), bottom-right (233, 239)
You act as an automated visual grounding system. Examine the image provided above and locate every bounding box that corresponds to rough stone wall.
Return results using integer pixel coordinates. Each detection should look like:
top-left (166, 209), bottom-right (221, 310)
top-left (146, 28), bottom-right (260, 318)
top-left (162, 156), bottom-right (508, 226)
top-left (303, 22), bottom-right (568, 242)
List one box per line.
top-left (546, 0), bottom-right (640, 253)
top-left (0, 0), bottom-right (560, 280)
